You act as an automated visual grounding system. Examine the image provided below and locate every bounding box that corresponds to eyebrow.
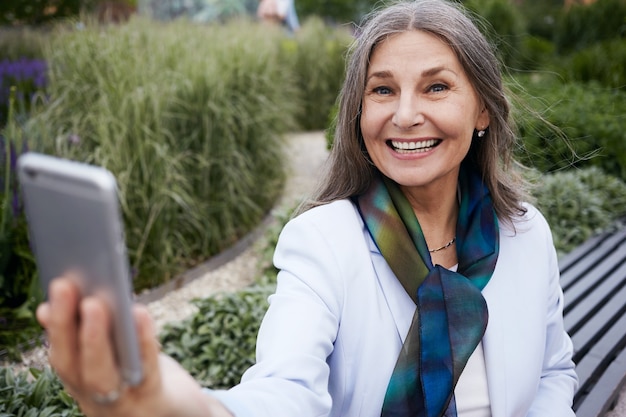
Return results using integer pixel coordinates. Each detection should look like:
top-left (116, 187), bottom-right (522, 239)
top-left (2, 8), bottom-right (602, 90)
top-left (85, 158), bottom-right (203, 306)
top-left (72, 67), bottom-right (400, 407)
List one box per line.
top-left (365, 70), bottom-right (392, 83)
top-left (365, 66), bottom-right (457, 83)
top-left (421, 66), bottom-right (457, 78)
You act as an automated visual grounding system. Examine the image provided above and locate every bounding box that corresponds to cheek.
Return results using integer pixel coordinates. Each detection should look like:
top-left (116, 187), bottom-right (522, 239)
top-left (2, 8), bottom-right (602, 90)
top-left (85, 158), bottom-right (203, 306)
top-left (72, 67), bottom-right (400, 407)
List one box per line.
top-left (359, 102), bottom-right (382, 139)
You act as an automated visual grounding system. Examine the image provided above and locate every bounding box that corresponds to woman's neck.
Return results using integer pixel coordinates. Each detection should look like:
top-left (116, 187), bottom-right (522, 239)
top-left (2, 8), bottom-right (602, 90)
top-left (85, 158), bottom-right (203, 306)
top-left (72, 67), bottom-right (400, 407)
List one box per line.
top-left (401, 181), bottom-right (459, 268)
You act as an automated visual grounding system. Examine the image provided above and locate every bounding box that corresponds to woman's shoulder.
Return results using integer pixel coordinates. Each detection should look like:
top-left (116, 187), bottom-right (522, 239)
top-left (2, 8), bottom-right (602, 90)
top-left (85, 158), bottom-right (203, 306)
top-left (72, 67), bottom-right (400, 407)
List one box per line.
top-left (518, 202), bottom-right (550, 228)
top-left (290, 199), bottom-right (362, 229)
top-left (279, 199), bottom-right (366, 252)
top-left (501, 202), bottom-right (553, 243)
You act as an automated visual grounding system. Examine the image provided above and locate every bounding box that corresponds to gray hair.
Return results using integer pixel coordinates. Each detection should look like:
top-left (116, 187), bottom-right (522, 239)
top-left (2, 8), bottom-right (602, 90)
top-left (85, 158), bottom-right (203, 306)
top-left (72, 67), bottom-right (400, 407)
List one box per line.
top-left (300, 0), bottom-right (528, 222)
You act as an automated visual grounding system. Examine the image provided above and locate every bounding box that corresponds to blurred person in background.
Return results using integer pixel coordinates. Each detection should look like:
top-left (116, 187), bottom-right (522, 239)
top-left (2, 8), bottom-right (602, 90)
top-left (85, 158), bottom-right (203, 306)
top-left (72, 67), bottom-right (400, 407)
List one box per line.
top-left (257, 0), bottom-right (299, 32)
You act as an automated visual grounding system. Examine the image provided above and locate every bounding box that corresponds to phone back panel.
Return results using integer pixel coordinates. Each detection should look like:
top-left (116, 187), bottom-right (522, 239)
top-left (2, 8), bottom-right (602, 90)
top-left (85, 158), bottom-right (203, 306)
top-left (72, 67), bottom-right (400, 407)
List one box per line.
top-left (19, 155), bottom-right (129, 296)
top-left (18, 152), bottom-right (142, 385)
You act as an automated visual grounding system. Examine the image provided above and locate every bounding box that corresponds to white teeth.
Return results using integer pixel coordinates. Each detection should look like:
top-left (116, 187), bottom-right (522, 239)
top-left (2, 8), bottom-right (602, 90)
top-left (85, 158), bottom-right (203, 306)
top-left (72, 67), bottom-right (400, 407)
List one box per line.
top-left (390, 139), bottom-right (438, 152)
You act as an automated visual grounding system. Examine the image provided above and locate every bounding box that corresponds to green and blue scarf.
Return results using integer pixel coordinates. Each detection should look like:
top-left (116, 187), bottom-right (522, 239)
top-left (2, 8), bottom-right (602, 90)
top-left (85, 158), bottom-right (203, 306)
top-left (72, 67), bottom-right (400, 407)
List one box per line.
top-left (355, 166), bottom-right (499, 417)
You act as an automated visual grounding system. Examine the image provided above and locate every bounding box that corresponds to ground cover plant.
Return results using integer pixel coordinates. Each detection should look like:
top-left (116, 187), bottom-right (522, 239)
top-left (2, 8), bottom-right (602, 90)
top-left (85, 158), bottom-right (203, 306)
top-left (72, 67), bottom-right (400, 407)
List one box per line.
top-left (0, 366), bottom-right (84, 417)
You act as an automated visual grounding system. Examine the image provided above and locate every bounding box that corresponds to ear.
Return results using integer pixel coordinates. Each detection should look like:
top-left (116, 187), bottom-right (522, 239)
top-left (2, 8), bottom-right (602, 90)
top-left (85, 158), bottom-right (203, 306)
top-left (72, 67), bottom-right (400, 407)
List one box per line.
top-left (476, 108), bottom-right (490, 131)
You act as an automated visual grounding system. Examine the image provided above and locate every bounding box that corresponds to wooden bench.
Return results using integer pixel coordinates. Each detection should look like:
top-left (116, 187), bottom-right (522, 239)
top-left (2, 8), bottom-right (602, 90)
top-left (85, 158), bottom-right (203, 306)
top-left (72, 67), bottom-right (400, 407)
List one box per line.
top-left (559, 223), bottom-right (626, 417)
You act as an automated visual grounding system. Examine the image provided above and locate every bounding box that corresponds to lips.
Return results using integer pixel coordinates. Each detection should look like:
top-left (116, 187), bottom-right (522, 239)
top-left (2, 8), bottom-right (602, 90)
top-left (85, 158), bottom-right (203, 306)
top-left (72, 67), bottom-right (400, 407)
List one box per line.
top-left (388, 139), bottom-right (441, 153)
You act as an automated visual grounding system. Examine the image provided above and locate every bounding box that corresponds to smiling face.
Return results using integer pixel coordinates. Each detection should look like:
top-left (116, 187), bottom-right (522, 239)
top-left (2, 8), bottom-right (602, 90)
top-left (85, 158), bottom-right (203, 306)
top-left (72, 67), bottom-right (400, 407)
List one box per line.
top-left (360, 30), bottom-right (490, 195)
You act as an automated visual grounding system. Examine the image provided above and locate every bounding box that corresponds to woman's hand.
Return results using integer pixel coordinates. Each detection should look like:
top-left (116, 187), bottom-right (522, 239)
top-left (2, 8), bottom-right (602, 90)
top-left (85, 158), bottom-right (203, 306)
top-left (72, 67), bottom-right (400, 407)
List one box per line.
top-left (36, 277), bottom-right (233, 417)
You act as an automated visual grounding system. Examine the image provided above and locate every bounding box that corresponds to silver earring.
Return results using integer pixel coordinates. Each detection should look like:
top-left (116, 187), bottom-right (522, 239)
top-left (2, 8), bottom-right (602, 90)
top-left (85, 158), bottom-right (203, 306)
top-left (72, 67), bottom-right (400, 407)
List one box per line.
top-left (477, 130), bottom-right (486, 138)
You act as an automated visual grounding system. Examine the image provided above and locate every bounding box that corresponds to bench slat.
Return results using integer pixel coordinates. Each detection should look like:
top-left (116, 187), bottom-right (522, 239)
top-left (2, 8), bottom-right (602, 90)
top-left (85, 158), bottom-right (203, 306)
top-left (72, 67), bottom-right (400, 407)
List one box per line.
top-left (559, 230), bottom-right (612, 273)
top-left (558, 223), bottom-right (626, 417)
top-left (560, 227), bottom-right (626, 291)
top-left (563, 259), bottom-right (626, 337)
top-left (563, 251), bottom-right (626, 320)
top-left (572, 309), bottom-right (626, 394)
top-left (574, 346), bottom-right (626, 417)
top-left (567, 276), bottom-right (626, 362)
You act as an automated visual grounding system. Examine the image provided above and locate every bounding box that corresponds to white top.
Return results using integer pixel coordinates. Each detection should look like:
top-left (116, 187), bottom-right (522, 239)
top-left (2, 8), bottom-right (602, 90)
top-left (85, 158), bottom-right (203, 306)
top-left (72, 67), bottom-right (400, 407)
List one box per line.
top-left (448, 264), bottom-right (492, 417)
top-left (456, 342), bottom-right (492, 417)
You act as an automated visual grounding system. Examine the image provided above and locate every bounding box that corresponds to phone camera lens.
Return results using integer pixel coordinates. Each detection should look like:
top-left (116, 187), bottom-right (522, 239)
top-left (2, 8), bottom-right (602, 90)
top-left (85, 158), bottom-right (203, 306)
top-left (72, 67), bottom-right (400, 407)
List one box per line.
top-left (25, 168), bottom-right (38, 179)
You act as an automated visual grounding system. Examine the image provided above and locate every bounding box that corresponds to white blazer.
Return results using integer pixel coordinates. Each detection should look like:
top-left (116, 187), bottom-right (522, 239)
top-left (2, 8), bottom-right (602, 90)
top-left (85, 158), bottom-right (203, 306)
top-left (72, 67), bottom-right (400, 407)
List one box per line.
top-left (210, 200), bottom-right (578, 417)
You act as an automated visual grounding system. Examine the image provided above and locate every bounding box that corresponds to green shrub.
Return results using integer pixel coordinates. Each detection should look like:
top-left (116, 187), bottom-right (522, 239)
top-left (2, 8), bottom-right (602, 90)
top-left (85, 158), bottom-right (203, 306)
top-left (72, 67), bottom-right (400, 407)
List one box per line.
top-left (552, 38), bottom-right (626, 90)
top-left (22, 17), bottom-right (298, 290)
top-left (554, 0), bottom-right (626, 54)
top-left (511, 74), bottom-right (626, 180)
top-left (0, 366), bottom-right (84, 416)
top-left (532, 167), bottom-right (626, 256)
top-left (516, 35), bottom-right (556, 72)
top-left (464, 0), bottom-right (526, 68)
top-left (516, 0), bottom-right (561, 41)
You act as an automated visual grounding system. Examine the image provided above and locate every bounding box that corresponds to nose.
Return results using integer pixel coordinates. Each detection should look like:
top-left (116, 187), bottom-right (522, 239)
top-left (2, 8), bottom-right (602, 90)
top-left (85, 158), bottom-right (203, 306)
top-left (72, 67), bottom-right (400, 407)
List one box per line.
top-left (392, 92), bottom-right (424, 129)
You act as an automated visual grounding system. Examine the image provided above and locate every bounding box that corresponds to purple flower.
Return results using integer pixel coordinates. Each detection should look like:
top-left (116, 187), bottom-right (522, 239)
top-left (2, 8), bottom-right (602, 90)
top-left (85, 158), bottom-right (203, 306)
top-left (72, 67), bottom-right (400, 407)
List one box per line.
top-left (0, 135), bottom-right (28, 221)
top-left (0, 58), bottom-right (48, 124)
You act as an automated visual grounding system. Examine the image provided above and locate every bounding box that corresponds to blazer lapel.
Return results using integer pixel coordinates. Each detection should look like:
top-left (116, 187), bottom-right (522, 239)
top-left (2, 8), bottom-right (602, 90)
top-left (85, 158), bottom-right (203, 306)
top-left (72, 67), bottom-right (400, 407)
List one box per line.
top-left (365, 233), bottom-right (416, 344)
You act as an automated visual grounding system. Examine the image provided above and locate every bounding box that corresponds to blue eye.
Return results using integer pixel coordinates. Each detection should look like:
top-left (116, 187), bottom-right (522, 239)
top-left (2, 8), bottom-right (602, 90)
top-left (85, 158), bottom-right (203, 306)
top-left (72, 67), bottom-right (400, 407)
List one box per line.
top-left (429, 84), bottom-right (448, 93)
top-left (373, 86), bottom-right (392, 95)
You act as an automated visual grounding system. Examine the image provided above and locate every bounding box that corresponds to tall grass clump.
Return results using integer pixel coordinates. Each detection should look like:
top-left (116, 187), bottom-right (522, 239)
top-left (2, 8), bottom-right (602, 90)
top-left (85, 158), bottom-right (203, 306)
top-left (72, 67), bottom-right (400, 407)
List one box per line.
top-left (281, 16), bottom-right (352, 130)
top-left (0, 27), bottom-right (48, 60)
top-left (26, 17), bottom-right (299, 290)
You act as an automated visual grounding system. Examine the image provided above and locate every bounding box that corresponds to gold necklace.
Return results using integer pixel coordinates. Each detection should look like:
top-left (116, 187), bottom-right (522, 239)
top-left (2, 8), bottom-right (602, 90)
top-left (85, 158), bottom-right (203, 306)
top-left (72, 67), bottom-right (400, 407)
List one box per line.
top-left (428, 237), bottom-right (456, 253)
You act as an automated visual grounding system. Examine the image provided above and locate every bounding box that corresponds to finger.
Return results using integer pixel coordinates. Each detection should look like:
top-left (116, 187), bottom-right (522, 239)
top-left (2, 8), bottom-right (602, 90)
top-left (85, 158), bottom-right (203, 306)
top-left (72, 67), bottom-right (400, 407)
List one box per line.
top-left (79, 296), bottom-right (122, 395)
top-left (132, 305), bottom-right (161, 395)
top-left (36, 302), bottom-right (51, 329)
top-left (47, 278), bottom-right (81, 384)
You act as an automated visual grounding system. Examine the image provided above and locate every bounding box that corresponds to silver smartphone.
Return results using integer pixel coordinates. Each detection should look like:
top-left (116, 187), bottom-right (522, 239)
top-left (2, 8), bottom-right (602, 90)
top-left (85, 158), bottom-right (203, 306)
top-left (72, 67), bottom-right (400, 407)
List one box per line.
top-left (18, 152), bottom-right (143, 386)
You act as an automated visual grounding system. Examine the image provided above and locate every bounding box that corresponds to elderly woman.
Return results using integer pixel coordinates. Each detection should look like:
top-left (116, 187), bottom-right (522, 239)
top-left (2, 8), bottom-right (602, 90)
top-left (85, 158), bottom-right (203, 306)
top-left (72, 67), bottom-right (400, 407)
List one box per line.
top-left (37, 1), bottom-right (578, 416)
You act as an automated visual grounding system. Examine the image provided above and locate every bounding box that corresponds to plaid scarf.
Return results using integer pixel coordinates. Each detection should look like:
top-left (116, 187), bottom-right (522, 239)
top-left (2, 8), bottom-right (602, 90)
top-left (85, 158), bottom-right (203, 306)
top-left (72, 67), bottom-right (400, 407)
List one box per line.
top-left (355, 167), bottom-right (499, 417)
